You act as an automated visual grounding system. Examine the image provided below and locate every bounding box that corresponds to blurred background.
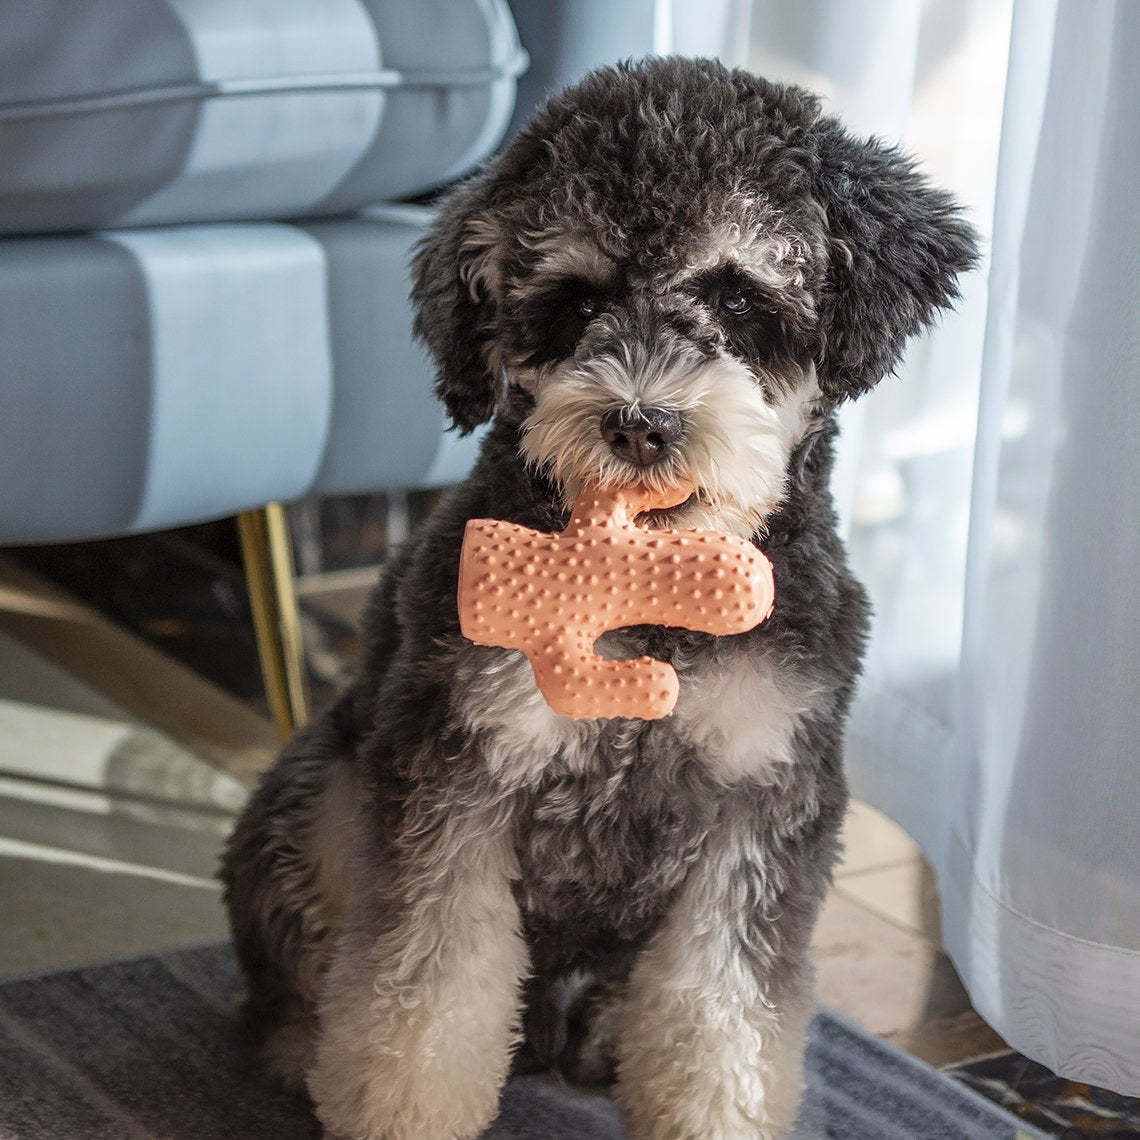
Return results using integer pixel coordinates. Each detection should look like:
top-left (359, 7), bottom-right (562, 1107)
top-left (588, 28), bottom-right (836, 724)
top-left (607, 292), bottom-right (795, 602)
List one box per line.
top-left (0, 1), bottom-right (1135, 1133)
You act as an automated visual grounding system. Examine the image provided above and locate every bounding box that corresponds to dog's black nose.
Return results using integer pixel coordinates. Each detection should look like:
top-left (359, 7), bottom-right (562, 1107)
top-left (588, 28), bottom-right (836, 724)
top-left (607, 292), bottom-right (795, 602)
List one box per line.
top-left (600, 406), bottom-right (683, 467)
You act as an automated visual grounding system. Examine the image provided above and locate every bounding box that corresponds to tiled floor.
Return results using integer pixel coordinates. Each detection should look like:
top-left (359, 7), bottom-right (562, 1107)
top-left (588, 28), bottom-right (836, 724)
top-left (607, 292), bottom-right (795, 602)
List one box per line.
top-left (2, 541), bottom-right (1136, 1136)
top-left (821, 808), bottom-right (1006, 1065)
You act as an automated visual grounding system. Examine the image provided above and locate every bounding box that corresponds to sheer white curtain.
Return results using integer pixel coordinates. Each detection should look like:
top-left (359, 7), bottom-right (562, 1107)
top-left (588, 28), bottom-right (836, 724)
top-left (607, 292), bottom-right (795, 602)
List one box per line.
top-left (668, 0), bottom-right (1139, 1093)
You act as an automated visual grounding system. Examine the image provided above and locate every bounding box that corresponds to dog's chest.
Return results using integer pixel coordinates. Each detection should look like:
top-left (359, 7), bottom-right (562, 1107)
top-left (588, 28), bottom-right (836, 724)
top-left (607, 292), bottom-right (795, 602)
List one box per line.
top-left (470, 641), bottom-right (812, 944)
top-left (455, 635), bottom-right (812, 940)
top-left (514, 728), bottom-right (718, 945)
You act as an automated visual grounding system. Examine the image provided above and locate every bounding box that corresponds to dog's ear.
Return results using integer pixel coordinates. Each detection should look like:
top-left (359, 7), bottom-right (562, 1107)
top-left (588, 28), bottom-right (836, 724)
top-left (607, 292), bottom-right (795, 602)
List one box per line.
top-left (411, 175), bottom-right (504, 433)
top-left (812, 128), bottom-right (980, 400)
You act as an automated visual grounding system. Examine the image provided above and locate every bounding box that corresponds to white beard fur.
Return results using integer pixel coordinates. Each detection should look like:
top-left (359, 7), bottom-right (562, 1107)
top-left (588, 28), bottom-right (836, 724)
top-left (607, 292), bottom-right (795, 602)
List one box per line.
top-left (517, 346), bottom-right (820, 538)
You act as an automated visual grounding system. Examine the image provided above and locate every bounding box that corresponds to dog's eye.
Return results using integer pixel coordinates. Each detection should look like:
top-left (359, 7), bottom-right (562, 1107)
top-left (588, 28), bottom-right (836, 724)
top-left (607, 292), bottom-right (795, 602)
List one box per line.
top-left (719, 291), bottom-right (752, 315)
top-left (574, 296), bottom-right (601, 320)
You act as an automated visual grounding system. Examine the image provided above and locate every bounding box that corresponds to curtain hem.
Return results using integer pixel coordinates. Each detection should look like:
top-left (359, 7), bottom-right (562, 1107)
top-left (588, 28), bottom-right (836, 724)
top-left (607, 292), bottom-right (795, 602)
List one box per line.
top-left (847, 682), bottom-right (1139, 1096)
top-left (941, 832), bottom-right (1140, 1096)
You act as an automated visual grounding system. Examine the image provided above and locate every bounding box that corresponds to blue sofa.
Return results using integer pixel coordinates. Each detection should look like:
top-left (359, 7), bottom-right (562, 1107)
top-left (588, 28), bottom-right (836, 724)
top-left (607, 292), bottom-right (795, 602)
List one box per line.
top-left (0, 0), bottom-right (657, 731)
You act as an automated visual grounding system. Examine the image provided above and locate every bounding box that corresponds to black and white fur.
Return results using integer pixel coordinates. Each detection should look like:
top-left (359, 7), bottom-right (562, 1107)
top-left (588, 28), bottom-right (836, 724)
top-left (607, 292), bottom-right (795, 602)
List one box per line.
top-left (223, 58), bottom-right (977, 1140)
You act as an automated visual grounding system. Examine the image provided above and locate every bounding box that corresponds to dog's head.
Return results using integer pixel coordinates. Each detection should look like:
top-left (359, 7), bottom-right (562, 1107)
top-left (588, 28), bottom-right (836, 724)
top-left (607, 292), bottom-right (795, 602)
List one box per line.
top-left (413, 58), bottom-right (978, 535)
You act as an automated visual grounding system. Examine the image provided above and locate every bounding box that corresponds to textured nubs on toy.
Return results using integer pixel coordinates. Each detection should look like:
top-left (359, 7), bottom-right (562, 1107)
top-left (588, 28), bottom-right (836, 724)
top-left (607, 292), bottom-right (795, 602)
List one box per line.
top-left (457, 483), bottom-right (776, 719)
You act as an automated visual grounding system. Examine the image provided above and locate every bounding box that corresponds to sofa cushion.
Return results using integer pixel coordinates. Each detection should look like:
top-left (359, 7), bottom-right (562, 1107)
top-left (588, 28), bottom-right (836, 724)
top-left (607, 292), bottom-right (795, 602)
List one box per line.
top-left (0, 0), bottom-right (524, 234)
top-left (0, 208), bottom-right (482, 543)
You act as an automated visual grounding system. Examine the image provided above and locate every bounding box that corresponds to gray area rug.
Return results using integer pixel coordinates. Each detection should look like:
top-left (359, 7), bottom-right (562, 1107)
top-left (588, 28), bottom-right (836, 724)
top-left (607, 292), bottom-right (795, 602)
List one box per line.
top-left (0, 943), bottom-right (1044, 1139)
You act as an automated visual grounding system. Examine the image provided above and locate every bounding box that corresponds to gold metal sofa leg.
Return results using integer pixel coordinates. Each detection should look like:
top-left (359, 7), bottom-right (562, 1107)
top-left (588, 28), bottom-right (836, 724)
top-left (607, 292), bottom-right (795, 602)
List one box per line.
top-left (237, 502), bottom-right (309, 740)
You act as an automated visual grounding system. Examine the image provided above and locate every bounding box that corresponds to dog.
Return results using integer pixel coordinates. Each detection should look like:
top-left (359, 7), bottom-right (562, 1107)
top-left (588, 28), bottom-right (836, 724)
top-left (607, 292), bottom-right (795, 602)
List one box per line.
top-left (223, 57), bottom-right (977, 1140)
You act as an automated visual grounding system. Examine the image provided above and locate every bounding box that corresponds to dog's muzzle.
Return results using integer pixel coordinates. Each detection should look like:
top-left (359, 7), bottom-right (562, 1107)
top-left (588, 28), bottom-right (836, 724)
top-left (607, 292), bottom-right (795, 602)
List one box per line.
top-left (600, 406), bottom-right (683, 468)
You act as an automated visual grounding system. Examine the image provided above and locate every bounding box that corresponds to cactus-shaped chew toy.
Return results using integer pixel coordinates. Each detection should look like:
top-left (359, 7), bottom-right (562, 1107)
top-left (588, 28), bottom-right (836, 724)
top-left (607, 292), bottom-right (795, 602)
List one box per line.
top-left (457, 483), bottom-right (775, 720)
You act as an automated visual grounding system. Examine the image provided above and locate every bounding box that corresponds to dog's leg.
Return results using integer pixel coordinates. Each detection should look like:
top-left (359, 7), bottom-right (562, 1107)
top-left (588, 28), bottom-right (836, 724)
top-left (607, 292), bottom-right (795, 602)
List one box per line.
top-left (223, 709), bottom-right (358, 1086)
top-left (308, 791), bottom-right (527, 1140)
top-left (614, 806), bottom-right (823, 1140)
top-left (564, 975), bottom-right (627, 1085)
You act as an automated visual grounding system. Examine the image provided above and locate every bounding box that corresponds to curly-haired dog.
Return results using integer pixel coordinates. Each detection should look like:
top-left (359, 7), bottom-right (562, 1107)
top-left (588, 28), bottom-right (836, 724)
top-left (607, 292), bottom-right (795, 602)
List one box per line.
top-left (223, 58), bottom-right (977, 1140)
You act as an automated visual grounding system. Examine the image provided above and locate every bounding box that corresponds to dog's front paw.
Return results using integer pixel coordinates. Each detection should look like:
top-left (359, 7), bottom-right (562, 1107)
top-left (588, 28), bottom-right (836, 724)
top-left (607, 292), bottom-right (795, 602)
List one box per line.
top-left (308, 965), bottom-right (520, 1140)
top-left (309, 1038), bottom-right (502, 1140)
top-left (615, 989), bottom-right (809, 1140)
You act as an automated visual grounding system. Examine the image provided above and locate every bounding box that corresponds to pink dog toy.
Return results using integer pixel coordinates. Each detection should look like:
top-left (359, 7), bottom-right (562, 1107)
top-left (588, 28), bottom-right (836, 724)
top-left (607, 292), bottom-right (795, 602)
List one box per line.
top-left (457, 483), bottom-right (775, 720)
